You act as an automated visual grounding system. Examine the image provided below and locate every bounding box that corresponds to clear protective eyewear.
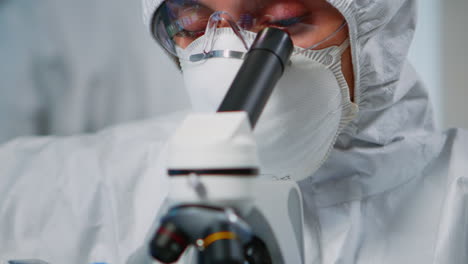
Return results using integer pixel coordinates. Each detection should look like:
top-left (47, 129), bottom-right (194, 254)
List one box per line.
top-left (152, 0), bottom-right (347, 62)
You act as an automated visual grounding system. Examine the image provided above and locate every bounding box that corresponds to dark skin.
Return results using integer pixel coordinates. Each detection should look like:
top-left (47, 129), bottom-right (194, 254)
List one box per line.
top-left (171, 0), bottom-right (355, 101)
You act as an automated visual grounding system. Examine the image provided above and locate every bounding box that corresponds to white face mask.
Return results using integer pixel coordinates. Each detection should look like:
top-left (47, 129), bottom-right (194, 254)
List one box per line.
top-left (179, 28), bottom-right (358, 181)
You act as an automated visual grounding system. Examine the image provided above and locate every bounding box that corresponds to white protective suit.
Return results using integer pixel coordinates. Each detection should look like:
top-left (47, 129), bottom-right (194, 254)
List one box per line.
top-left (1, 0), bottom-right (468, 264)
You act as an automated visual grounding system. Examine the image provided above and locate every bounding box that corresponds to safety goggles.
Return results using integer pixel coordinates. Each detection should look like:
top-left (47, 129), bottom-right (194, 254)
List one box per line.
top-left (152, 0), bottom-right (347, 61)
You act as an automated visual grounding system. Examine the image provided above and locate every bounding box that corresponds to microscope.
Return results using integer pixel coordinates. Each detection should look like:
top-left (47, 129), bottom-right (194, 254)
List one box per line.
top-left (149, 28), bottom-right (305, 264)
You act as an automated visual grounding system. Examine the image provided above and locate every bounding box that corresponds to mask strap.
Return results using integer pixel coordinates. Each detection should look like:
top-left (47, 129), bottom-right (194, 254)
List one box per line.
top-left (305, 21), bottom-right (347, 50)
top-left (325, 37), bottom-right (350, 62)
top-left (335, 38), bottom-right (350, 56)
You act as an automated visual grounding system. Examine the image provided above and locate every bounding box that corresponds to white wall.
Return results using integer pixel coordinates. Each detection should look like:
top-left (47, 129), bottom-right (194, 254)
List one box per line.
top-left (409, 0), bottom-right (468, 130)
top-left (408, 0), bottom-right (442, 128)
top-left (441, 0), bottom-right (468, 129)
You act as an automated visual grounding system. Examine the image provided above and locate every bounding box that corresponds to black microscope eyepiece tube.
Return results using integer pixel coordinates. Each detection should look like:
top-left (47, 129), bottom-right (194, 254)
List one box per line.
top-left (217, 27), bottom-right (294, 127)
top-left (251, 27), bottom-right (294, 69)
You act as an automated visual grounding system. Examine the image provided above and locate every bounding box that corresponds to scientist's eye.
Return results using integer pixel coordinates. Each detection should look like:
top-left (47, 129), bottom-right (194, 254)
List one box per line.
top-left (269, 15), bottom-right (308, 28)
top-left (168, 2), bottom-right (211, 39)
top-left (174, 28), bottom-right (206, 39)
top-left (173, 14), bottom-right (209, 39)
top-left (261, 1), bottom-right (310, 29)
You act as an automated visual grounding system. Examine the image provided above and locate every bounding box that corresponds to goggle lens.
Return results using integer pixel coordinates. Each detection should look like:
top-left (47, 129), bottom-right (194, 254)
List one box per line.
top-left (152, 0), bottom-right (347, 61)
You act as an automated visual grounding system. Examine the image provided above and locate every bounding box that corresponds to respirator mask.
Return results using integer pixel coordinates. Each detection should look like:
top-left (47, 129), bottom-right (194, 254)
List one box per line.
top-left (152, 0), bottom-right (358, 181)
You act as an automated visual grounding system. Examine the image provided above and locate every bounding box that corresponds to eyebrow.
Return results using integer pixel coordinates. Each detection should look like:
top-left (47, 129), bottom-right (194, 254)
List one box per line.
top-left (178, 0), bottom-right (311, 17)
top-left (194, 0), bottom-right (279, 12)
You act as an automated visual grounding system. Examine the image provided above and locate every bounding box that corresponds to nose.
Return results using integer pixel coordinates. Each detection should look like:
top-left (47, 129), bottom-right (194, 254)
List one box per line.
top-left (208, 11), bottom-right (245, 29)
top-left (217, 19), bottom-right (232, 28)
top-left (201, 11), bottom-right (250, 53)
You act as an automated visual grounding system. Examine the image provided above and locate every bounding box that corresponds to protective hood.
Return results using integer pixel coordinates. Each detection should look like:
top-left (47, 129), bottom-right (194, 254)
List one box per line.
top-left (301, 0), bottom-right (443, 207)
top-left (142, 0), bottom-right (443, 206)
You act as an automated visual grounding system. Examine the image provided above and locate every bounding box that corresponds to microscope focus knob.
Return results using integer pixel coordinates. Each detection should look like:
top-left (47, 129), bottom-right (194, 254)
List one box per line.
top-left (149, 221), bottom-right (190, 263)
top-left (201, 222), bottom-right (245, 264)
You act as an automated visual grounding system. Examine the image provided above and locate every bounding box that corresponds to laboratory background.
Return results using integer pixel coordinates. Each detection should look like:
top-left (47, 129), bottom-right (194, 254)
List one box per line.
top-left (408, 0), bottom-right (468, 129)
top-left (0, 0), bottom-right (467, 142)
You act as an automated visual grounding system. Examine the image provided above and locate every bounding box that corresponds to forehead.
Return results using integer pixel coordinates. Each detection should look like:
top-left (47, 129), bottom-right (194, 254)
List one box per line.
top-left (172, 0), bottom-right (332, 11)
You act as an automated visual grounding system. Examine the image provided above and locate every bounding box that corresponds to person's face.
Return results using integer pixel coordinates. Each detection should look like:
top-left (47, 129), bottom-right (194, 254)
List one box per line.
top-left (171, 0), bottom-right (343, 48)
top-left (166, 0), bottom-right (354, 100)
